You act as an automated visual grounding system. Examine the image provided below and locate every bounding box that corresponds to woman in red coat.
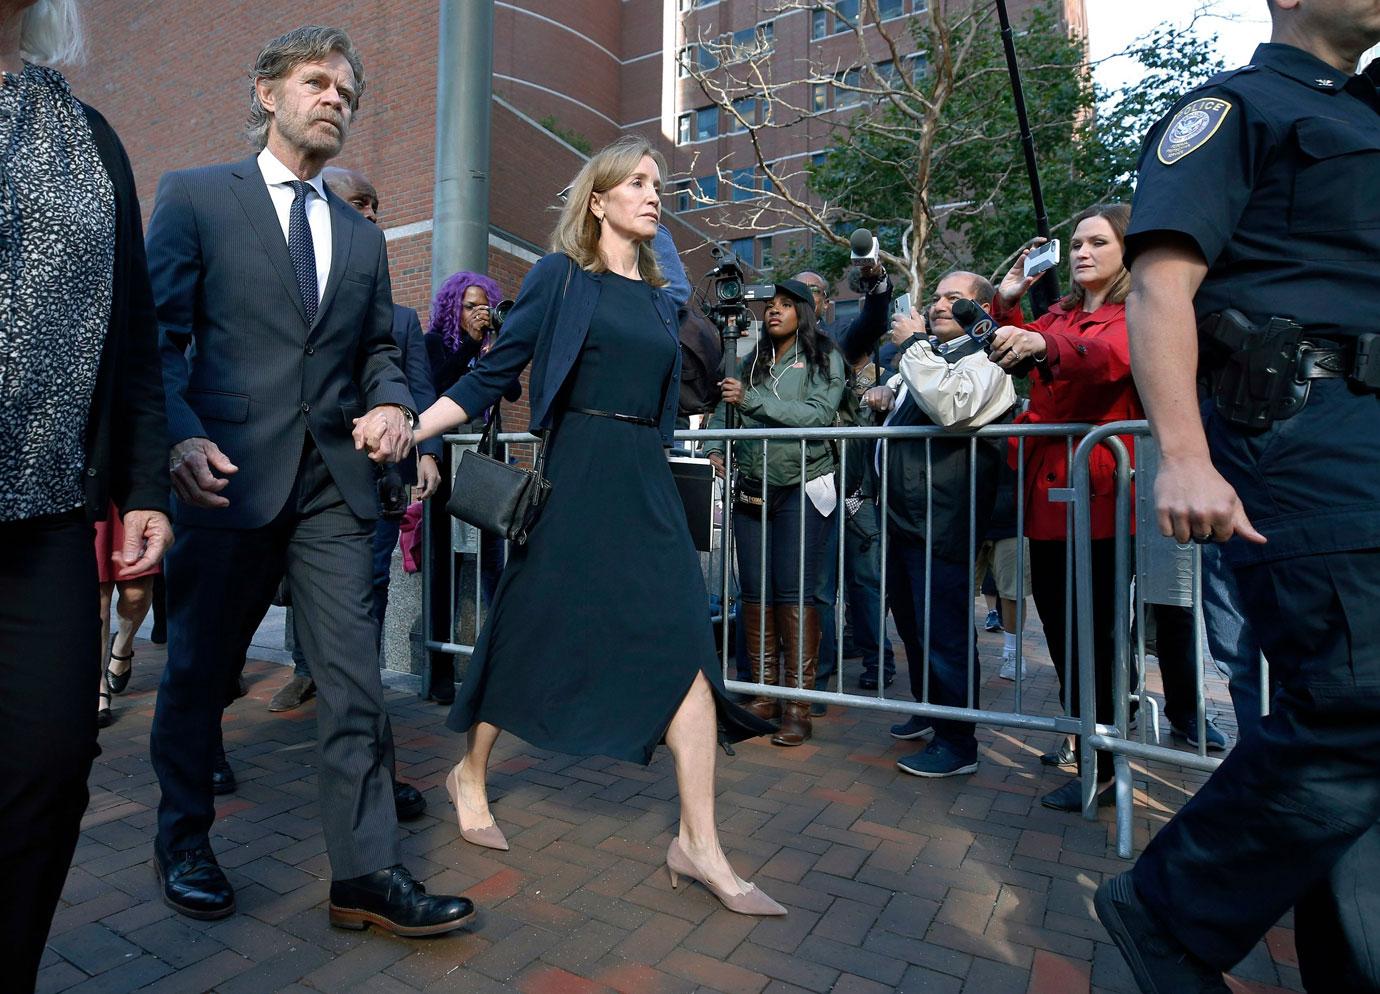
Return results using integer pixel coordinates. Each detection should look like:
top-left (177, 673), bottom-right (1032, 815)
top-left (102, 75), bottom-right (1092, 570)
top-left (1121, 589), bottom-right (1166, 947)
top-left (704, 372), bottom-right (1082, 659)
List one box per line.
top-left (988, 203), bottom-right (1138, 812)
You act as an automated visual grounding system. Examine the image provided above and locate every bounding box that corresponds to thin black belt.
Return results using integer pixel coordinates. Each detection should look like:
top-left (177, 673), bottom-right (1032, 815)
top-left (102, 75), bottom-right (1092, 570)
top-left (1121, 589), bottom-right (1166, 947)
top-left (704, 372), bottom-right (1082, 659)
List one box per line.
top-left (568, 406), bottom-right (657, 427)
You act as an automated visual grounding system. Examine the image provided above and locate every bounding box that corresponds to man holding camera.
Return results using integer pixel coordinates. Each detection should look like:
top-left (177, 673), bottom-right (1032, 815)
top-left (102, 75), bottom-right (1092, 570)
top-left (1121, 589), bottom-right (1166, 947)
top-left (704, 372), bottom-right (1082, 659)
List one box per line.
top-left (843, 271), bottom-right (1016, 777)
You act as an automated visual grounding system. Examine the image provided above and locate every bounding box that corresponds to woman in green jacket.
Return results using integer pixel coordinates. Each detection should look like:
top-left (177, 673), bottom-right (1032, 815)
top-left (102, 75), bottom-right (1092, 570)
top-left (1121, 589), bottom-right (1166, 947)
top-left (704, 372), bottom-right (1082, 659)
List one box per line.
top-left (706, 280), bottom-right (846, 746)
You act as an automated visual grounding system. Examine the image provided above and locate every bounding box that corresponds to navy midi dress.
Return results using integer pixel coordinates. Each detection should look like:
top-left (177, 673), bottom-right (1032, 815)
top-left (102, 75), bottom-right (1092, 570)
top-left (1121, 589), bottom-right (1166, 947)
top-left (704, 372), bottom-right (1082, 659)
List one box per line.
top-left (446, 272), bottom-right (772, 763)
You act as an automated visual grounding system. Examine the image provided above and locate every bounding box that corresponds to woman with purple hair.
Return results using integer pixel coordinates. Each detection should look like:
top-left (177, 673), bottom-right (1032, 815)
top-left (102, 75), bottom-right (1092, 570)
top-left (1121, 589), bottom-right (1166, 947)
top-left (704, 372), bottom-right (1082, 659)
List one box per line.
top-left (426, 270), bottom-right (509, 398)
top-left (424, 271), bottom-right (519, 700)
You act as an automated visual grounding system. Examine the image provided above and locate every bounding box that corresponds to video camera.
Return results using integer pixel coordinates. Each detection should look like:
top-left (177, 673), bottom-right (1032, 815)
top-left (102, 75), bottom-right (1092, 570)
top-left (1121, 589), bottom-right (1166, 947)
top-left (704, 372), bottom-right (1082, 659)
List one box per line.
top-left (701, 243), bottom-right (774, 341)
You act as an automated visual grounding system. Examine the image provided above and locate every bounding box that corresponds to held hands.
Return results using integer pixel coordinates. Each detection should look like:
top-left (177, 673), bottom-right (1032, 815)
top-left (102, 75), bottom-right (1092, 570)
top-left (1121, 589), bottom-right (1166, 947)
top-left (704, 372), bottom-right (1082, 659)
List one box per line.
top-left (116, 509), bottom-right (174, 578)
top-left (170, 437), bottom-right (238, 508)
top-left (998, 237), bottom-right (1050, 309)
top-left (414, 453), bottom-right (441, 501)
top-left (988, 327), bottom-right (1047, 371)
top-left (352, 405), bottom-right (414, 463)
top-left (719, 377), bottom-right (746, 406)
top-left (890, 309), bottom-right (925, 347)
top-left (1155, 454), bottom-right (1267, 546)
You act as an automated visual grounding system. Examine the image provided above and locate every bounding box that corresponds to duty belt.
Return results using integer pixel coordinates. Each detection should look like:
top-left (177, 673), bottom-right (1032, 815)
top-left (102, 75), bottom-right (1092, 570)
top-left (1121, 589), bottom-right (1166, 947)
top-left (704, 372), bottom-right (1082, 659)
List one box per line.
top-left (1299, 335), bottom-right (1380, 389)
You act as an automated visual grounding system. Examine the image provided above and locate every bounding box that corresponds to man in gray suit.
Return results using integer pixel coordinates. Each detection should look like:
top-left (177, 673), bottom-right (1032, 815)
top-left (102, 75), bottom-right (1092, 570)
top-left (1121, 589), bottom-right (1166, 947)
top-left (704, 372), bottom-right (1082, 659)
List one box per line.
top-left (146, 25), bottom-right (473, 936)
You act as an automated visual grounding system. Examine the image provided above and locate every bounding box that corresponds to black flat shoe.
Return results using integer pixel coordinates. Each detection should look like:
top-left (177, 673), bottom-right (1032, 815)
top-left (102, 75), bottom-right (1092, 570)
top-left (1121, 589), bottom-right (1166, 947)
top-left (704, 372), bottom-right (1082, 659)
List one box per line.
top-left (1040, 740), bottom-right (1077, 768)
top-left (394, 780), bottom-right (426, 821)
top-left (155, 844), bottom-right (235, 920)
top-left (212, 745), bottom-right (237, 795)
top-left (97, 690), bottom-right (113, 729)
top-left (328, 865), bottom-right (474, 937)
top-left (1041, 777), bottom-right (1115, 812)
top-left (106, 647), bottom-right (134, 695)
top-left (857, 672), bottom-right (895, 691)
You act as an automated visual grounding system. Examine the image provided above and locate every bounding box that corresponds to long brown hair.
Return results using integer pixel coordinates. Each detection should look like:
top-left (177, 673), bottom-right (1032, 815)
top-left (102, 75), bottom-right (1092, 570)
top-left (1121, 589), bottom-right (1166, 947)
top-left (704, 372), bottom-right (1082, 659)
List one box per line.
top-left (550, 135), bottom-right (667, 286)
top-left (1060, 203), bottom-right (1131, 311)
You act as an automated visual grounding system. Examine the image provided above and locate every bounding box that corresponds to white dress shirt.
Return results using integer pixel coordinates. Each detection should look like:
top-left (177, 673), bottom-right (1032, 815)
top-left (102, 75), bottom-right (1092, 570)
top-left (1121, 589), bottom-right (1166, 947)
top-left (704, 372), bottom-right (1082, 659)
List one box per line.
top-left (257, 147), bottom-right (331, 304)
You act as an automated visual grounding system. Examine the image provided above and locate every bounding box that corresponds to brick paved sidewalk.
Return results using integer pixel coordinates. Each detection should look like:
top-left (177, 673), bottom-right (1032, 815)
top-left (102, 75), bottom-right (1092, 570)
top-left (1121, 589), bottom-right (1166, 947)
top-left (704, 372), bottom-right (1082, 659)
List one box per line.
top-left (40, 629), bottom-right (1302, 994)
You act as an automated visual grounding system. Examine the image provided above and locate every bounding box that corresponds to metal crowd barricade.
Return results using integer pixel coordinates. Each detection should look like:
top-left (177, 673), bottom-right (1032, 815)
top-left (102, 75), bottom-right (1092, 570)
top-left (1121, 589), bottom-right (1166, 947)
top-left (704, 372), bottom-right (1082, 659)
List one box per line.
top-left (695, 422), bottom-right (1094, 736)
top-left (421, 422), bottom-right (1121, 742)
top-left (1067, 420), bottom-right (1269, 858)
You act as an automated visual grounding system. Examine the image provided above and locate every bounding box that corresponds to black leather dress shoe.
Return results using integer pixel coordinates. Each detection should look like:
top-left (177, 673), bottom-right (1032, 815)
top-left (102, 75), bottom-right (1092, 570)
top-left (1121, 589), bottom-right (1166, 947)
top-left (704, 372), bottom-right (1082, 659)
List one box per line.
top-left (155, 844), bottom-right (235, 920)
top-left (212, 745), bottom-right (237, 795)
top-left (394, 780), bottom-right (426, 821)
top-left (329, 865), bottom-right (474, 937)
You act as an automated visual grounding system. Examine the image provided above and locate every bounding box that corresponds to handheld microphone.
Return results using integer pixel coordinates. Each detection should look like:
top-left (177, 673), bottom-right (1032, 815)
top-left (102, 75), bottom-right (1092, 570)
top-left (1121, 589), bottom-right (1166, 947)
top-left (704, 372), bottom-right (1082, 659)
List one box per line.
top-left (849, 227), bottom-right (879, 268)
top-left (951, 298), bottom-right (1035, 374)
top-left (950, 298), bottom-right (998, 347)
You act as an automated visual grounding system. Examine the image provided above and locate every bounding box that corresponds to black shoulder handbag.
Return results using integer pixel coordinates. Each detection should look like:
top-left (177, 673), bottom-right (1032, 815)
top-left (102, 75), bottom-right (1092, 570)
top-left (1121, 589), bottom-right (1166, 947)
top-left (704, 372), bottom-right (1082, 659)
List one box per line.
top-left (446, 407), bottom-right (551, 544)
top-left (444, 258), bottom-right (573, 544)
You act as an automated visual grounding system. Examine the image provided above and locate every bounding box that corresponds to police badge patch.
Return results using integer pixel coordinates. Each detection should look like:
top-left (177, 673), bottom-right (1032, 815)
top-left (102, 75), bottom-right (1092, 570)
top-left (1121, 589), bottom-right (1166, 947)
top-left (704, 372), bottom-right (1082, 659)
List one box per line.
top-left (1157, 97), bottom-right (1232, 165)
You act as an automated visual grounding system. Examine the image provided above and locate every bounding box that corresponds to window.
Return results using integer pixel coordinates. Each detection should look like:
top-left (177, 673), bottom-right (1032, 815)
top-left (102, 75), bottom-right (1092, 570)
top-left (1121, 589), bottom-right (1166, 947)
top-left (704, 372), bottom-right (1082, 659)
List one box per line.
top-left (835, 0), bottom-right (859, 28)
top-left (726, 21), bottom-right (774, 62)
top-left (757, 235), bottom-right (774, 269)
top-left (835, 67), bottom-right (862, 108)
top-left (810, 151), bottom-right (827, 167)
top-left (731, 237), bottom-right (755, 266)
top-left (730, 167), bottom-right (755, 201)
top-left (811, 83), bottom-right (830, 113)
top-left (673, 182), bottom-right (692, 213)
top-left (811, 8), bottom-right (829, 40)
top-left (695, 105), bottom-right (718, 141)
top-left (878, 0), bottom-right (904, 18)
top-left (678, 46), bottom-right (693, 77)
top-left (677, 114), bottom-right (692, 145)
top-left (695, 174), bottom-right (719, 202)
top-left (697, 44), bottom-right (719, 72)
top-left (728, 96), bottom-right (756, 132)
top-left (908, 51), bottom-right (929, 78)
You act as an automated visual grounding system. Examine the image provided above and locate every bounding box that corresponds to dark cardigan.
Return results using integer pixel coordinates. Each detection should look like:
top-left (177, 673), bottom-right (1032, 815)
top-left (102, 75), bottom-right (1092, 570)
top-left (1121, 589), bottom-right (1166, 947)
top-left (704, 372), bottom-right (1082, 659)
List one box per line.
top-left (77, 104), bottom-right (169, 520)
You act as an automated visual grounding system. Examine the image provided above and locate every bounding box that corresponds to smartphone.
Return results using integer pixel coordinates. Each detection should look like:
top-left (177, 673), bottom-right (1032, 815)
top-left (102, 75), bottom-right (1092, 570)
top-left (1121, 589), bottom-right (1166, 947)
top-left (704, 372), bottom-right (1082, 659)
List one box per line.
top-left (1023, 239), bottom-right (1060, 279)
top-left (891, 292), bottom-right (912, 316)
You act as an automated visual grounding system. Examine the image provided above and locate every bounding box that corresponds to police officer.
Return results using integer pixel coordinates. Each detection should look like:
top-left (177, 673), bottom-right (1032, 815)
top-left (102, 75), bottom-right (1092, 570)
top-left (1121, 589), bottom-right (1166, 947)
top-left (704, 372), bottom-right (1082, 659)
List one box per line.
top-left (1091, 3), bottom-right (1380, 993)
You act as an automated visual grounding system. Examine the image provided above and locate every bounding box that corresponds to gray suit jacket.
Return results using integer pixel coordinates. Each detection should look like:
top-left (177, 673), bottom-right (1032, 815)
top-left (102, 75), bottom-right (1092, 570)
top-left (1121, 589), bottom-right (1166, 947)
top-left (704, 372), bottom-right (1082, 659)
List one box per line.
top-left (147, 156), bottom-right (414, 529)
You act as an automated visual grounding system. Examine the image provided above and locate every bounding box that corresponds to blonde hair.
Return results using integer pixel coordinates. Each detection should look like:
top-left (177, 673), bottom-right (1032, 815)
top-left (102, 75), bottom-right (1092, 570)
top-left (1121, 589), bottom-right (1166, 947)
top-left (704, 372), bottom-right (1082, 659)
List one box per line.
top-left (20, 0), bottom-right (85, 66)
top-left (550, 135), bottom-right (667, 286)
top-left (1062, 203), bottom-right (1132, 310)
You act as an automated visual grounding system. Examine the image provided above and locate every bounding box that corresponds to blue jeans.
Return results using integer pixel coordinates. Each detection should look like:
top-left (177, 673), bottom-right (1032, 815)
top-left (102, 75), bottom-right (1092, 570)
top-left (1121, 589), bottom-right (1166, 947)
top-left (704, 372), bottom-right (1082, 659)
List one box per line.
top-left (886, 530), bottom-right (978, 759)
top-left (292, 516), bottom-right (399, 676)
top-left (818, 502), bottom-right (895, 686)
top-left (1201, 543), bottom-right (1265, 740)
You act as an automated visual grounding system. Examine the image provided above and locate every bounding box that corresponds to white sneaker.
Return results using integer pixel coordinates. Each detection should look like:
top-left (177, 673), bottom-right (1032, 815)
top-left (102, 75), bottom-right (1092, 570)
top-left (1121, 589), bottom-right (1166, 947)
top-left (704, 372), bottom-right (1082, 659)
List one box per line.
top-left (999, 650), bottom-right (1027, 681)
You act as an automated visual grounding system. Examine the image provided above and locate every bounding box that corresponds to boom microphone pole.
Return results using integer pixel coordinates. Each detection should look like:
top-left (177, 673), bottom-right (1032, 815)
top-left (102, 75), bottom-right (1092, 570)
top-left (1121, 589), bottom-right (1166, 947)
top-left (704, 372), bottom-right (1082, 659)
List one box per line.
top-left (995, 0), bottom-right (1061, 318)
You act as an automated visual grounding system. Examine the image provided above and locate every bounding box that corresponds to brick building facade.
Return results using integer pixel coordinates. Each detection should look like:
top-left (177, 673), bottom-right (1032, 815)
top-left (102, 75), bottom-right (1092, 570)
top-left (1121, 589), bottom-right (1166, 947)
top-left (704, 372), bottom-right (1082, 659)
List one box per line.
top-left (66, 0), bottom-right (1086, 341)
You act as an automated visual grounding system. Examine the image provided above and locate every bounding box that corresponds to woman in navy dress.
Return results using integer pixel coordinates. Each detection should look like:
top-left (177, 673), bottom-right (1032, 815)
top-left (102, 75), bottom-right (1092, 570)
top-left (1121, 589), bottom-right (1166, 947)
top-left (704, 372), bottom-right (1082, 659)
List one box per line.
top-left (415, 136), bottom-right (784, 917)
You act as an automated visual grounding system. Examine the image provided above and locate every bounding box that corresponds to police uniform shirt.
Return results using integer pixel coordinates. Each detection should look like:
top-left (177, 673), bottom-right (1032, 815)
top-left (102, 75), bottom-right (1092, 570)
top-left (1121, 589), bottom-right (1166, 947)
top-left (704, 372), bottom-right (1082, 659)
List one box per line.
top-left (1125, 43), bottom-right (1380, 566)
top-left (1126, 43), bottom-right (1380, 336)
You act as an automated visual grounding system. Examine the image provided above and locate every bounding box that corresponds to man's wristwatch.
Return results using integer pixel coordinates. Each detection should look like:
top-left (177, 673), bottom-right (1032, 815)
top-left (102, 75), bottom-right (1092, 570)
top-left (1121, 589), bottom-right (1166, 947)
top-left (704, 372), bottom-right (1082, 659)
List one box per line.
top-left (387, 404), bottom-right (417, 429)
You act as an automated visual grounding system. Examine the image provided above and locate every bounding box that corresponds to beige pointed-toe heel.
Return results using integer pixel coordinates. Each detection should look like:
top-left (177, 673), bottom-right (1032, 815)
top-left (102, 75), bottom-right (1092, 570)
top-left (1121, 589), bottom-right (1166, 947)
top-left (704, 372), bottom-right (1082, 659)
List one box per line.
top-left (666, 839), bottom-right (786, 916)
top-left (445, 761), bottom-right (509, 852)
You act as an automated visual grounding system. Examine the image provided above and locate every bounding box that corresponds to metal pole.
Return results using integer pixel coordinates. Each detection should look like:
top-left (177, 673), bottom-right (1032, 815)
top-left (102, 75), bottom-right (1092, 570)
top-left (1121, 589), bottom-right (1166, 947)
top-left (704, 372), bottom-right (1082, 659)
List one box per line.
top-left (994, 0), bottom-right (1062, 316)
top-left (433, 0), bottom-right (495, 286)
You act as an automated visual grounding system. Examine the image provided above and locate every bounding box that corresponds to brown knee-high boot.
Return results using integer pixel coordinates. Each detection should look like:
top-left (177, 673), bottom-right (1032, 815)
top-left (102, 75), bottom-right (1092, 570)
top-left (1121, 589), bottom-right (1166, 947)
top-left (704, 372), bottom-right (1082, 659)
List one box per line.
top-left (742, 601), bottom-right (780, 721)
top-left (772, 603), bottom-right (819, 746)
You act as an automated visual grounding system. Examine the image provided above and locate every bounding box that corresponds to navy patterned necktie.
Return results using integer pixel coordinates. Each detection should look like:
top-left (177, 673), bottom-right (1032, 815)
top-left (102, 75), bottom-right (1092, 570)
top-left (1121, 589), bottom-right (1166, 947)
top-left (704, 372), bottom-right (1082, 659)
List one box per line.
top-left (288, 179), bottom-right (318, 324)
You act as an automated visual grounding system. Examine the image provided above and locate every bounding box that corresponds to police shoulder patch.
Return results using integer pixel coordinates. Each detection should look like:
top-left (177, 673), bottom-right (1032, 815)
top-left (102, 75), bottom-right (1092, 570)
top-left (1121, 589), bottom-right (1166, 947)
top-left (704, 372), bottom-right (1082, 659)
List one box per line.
top-left (1156, 97), bottom-right (1233, 166)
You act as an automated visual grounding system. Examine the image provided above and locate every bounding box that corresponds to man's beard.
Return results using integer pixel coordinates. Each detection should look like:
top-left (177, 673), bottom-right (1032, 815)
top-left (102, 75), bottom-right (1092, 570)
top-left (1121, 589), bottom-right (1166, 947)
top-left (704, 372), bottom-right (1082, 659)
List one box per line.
top-left (276, 106), bottom-right (347, 158)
